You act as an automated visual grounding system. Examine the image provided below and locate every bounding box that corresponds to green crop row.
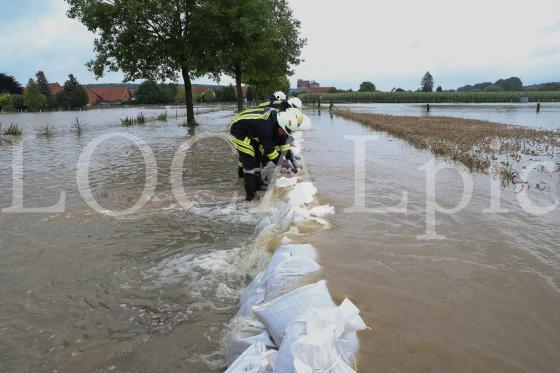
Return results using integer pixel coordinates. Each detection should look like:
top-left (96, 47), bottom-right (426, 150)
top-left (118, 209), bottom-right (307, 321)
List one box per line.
top-left (299, 91), bottom-right (560, 104)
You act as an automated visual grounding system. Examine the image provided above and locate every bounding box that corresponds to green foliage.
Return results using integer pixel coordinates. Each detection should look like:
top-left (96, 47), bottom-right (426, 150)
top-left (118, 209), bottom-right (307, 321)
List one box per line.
top-left (3, 124), bottom-right (23, 136)
top-left (36, 71), bottom-right (51, 98)
top-left (214, 0), bottom-right (305, 110)
top-left (24, 79), bottom-right (47, 111)
top-left (159, 84), bottom-right (178, 104)
top-left (65, 0), bottom-right (222, 124)
top-left (254, 76), bottom-right (290, 101)
top-left (121, 113), bottom-right (146, 126)
top-left (246, 85), bottom-right (255, 102)
top-left (157, 111), bottom-right (168, 121)
top-left (299, 91), bottom-right (560, 104)
top-left (11, 94), bottom-right (25, 110)
top-left (359, 81), bottom-right (376, 92)
top-left (421, 72), bottom-right (434, 92)
top-left (135, 80), bottom-right (162, 104)
top-left (215, 85), bottom-right (236, 102)
top-left (0, 93), bottom-right (12, 110)
top-left (57, 74), bottom-right (88, 109)
top-left (459, 77), bottom-right (524, 92)
top-left (175, 88), bottom-right (186, 104)
top-left (0, 73), bottom-right (23, 94)
top-left (202, 89), bottom-right (216, 103)
top-left (436, 86), bottom-right (443, 92)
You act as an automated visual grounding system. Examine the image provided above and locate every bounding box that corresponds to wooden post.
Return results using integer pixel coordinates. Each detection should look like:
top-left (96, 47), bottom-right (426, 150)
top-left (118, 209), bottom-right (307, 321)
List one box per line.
top-left (318, 97), bottom-right (321, 108)
top-left (537, 103), bottom-right (541, 113)
top-left (426, 103), bottom-right (430, 112)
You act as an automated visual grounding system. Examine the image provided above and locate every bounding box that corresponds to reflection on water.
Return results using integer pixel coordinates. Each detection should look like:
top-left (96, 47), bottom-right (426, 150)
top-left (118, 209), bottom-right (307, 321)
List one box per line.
top-left (303, 110), bottom-right (560, 372)
top-left (0, 107), bottom-right (257, 372)
top-left (335, 103), bottom-right (560, 130)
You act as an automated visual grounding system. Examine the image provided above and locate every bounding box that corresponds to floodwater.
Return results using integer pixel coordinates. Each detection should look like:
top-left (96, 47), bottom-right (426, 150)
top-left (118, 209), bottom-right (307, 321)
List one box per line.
top-left (303, 109), bottom-right (560, 372)
top-left (1, 104), bottom-right (560, 372)
top-left (0, 106), bottom-right (260, 372)
top-left (335, 103), bottom-right (560, 130)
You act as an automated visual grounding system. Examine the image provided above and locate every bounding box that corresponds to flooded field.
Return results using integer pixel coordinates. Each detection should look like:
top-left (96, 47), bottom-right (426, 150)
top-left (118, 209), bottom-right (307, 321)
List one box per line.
top-left (0, 107), bottom-right (257, 372)
top-left (1, 104), bottom-right (560, 372)
top-left (303, 109), bottom-right (560, 372)
top-left (335, 103), bottom-right (560, 130)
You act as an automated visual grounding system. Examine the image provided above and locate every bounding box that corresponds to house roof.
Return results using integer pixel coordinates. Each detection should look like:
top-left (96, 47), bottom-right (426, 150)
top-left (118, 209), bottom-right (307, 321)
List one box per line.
top-left (87, 86), bottom-right (131, 103)
top-left (47, 83), bottom-right (64, 96)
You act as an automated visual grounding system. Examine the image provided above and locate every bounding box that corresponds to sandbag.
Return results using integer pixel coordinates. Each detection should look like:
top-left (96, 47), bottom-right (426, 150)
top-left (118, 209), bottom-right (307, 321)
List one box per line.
top-left (287, 182), bottom-right (317, 207)
top-left (309, 205), bottom-right (335, 218)
top-left (238, 272), bottom-right (266, 318)
top-left (226, 343), bottom-right (277, 373)
top-left (267, 244), bottom-right (318, 271)
top-left (225, 317), bottom-right (277, 366)
top-left (276, 177), bottom-right (298, 189)
top-left (264, 256), bottom-right (322, 301)
top-left (273, 299), bottom-right (367, 373)
top-left (254, 280), bottom-right (336, 346)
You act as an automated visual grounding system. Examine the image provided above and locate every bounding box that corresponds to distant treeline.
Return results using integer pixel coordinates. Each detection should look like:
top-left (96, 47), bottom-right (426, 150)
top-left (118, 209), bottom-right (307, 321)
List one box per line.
top-left (458, 77), bottom-right (560, 92)
top-left (299, 91), bottom-right (560, 104)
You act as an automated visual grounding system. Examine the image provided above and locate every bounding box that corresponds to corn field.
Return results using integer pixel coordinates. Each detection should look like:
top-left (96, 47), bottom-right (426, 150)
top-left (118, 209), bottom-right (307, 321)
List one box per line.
top-left (299, 91), bottom-right (560, 104)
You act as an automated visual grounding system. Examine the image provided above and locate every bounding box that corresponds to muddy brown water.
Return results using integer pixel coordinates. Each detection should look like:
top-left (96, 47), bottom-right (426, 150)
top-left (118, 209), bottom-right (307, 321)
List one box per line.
top-left (1, 105), bottom-right (559, 372)
top-left (303, 110), bottom-right (560, 372)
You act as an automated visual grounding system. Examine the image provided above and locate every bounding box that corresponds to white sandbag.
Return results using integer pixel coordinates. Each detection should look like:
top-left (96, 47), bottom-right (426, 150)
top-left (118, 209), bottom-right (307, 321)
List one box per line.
top-left (238, 272), bottom-right (266, 318)
top-left (267, 244), bottom-right (318, 271)
top-left (287, 182), bottom-right (317, 207)
top-left (309, 205), bottom-right (335, 218)
top-left (273, 299), bottom-right (367, 373)
top-left (276, 177), bottom-right (298, 189)
top-left (254, 280), bottom-right (336, 346)
top-left (226, 343), bottom-right (277, 373)
top-left (225, 318), bottom-right (277, 366)
top-left (298, 115), bottom-right (312, 131)
top-left (264, 256), bottom-right (322, 301)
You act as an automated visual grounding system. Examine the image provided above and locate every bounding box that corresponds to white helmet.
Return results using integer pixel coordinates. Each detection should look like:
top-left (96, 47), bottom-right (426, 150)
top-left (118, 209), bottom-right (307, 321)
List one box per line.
top-left (287, 107), bottom-right (304, 126)
top-left (287, 97), bottom-right (303, 109)
top-left (274, 91), bottom-right (287, 101)
top-left (276, 111), bottom-right (298, 133)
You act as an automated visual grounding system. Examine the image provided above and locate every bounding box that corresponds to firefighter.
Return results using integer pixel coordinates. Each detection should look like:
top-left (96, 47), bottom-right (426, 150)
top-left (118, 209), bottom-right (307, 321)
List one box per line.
top-left (229, 109), bottom-right (298, 201)
top-left (257, 91), bottom-right (290, 111)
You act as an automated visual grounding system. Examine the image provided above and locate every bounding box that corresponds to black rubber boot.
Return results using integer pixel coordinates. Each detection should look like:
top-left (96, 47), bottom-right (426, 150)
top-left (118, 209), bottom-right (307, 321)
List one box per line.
top-left (244, 173), bottom-right (257, 201)
top-left (238, 166), bottom-right (244, 179)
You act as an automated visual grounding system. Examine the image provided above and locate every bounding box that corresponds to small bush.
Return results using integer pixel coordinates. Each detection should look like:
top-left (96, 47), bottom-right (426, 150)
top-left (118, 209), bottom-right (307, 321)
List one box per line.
top-left (157, 111), bottom-right (168, 121)
top-left (3, 124), bottom-right (23, 136)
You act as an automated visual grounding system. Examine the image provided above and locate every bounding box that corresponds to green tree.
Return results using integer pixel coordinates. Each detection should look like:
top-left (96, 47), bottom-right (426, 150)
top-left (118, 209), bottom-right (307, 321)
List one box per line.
top-left (175, 87), bottom-right (186, 104)
top-left (66, 0), bottom-right (221, 125)
top-left (246, 85), bottom-right (255, 102)
top-left (252, 76), bottom-right (290, 101)
top-left (421, 71), bottom-right (434, 92)
top-left (158, 83), bottom-right (178, 104)
top-left (24, 79), bottom-right (47, 111)
top-left (135, 80), bottom-right (162, 104)
top-left (214, 0), bottom-right (305, 111)
top-left (495, 77), bottom-right (523, 91)
top-left (11, 95), bottom-right (25, 110)
top-left (0, 74), bottom-right (23, 94)
top-left (57, 74), bottom-right (88, 109)
top-left (202, 89), bottom-right (216, 103)
top-left (0, 93), bottom-right (12, 110)
top-left (216, 85), bottom-right (236, 102)
top-left (436, 86), bottom-right (443, 92)
top-left (359, 81), bottom-right (376, 92)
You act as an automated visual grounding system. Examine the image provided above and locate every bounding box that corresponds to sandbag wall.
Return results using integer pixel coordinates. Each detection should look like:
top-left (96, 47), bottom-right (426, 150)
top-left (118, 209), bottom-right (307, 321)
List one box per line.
top-left (225, 129), bottom-right (368, 373)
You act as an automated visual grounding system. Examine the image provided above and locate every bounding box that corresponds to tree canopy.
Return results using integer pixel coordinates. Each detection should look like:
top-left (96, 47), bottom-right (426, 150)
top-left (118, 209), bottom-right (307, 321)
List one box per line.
top-left (57, 74), bottom-right (88, 109)
top-left (0, 74), bottom-right (23, 94)
top-left (421, 72), bottom-right (434, 92)
top-left (24, 79), bottom-right (47, 111)
top-left (359, 81), bottom-right (376, 92)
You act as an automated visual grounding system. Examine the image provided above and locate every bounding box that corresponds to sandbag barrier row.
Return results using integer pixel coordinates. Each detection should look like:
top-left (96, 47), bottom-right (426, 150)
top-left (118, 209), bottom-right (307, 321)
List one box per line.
top-left (224, 130), bottom-right (368, 372)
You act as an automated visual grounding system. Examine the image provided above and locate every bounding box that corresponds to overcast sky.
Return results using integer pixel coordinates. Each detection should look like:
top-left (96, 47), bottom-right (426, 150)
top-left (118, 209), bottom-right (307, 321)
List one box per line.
top-left (1, 0), bottom-right (559, 90)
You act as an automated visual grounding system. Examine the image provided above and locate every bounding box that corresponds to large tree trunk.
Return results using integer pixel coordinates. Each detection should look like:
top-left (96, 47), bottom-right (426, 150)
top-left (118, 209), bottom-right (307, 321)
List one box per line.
top-left (181, 67), bottom-right (196, 125)
top-left (234, 64), bottom-right (244, 112)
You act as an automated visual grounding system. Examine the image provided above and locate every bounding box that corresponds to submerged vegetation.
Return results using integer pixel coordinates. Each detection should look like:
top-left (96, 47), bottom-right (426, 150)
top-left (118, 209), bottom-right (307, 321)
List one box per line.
top-left (157, 111), bottom-right (168, 121)
top-left (2, 123), bottom-right (23, 136)
top-left (121, 113), bottom-right (146, 127)
top-left (335, 110), bottom-right (560, 185)
top-left (301, 91), bottom-right (560, 104)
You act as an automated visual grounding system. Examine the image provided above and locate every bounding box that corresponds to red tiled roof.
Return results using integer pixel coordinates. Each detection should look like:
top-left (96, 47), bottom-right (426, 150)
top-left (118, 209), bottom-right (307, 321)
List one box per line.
top-left (85, 87), bottom-right (103, 106)
top-left (308, 87), bottom-right (336, 93)
top-left (47, 83), bottom-right (64, 96)
top-left (87, 86), bottom-right (131, 104)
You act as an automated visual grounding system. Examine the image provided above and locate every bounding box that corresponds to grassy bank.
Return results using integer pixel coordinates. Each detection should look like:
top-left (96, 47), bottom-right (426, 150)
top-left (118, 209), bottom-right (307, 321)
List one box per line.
top-left (335, 110), bottom-right (560, 185)
top-left (300, 91), bottom-right (560, 104)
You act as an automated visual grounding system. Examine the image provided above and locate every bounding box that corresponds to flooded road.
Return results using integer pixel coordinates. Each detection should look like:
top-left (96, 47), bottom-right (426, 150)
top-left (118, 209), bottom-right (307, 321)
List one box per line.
top-left (0, 107), bottom-right (257, 372)
top-left (335, 103), bottom-right (560, 130)
top-left (2, 105), bottom-right (560, 372)
top-left (303, 110), bottom-right (560, 372)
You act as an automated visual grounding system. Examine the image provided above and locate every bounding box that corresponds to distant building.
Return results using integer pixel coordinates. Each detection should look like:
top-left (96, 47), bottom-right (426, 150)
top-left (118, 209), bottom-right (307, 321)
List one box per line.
top-left (47, 83), bottom-right (64, 96)
top-left (297, 80), bottom-right (320, 90)
top-left (85, 86), bottom-right (131, 107)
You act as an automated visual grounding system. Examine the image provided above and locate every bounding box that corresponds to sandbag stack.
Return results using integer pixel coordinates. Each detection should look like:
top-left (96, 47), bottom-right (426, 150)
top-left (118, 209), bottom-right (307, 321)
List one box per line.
top-left (225, 130), bottom-right (367, 373)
